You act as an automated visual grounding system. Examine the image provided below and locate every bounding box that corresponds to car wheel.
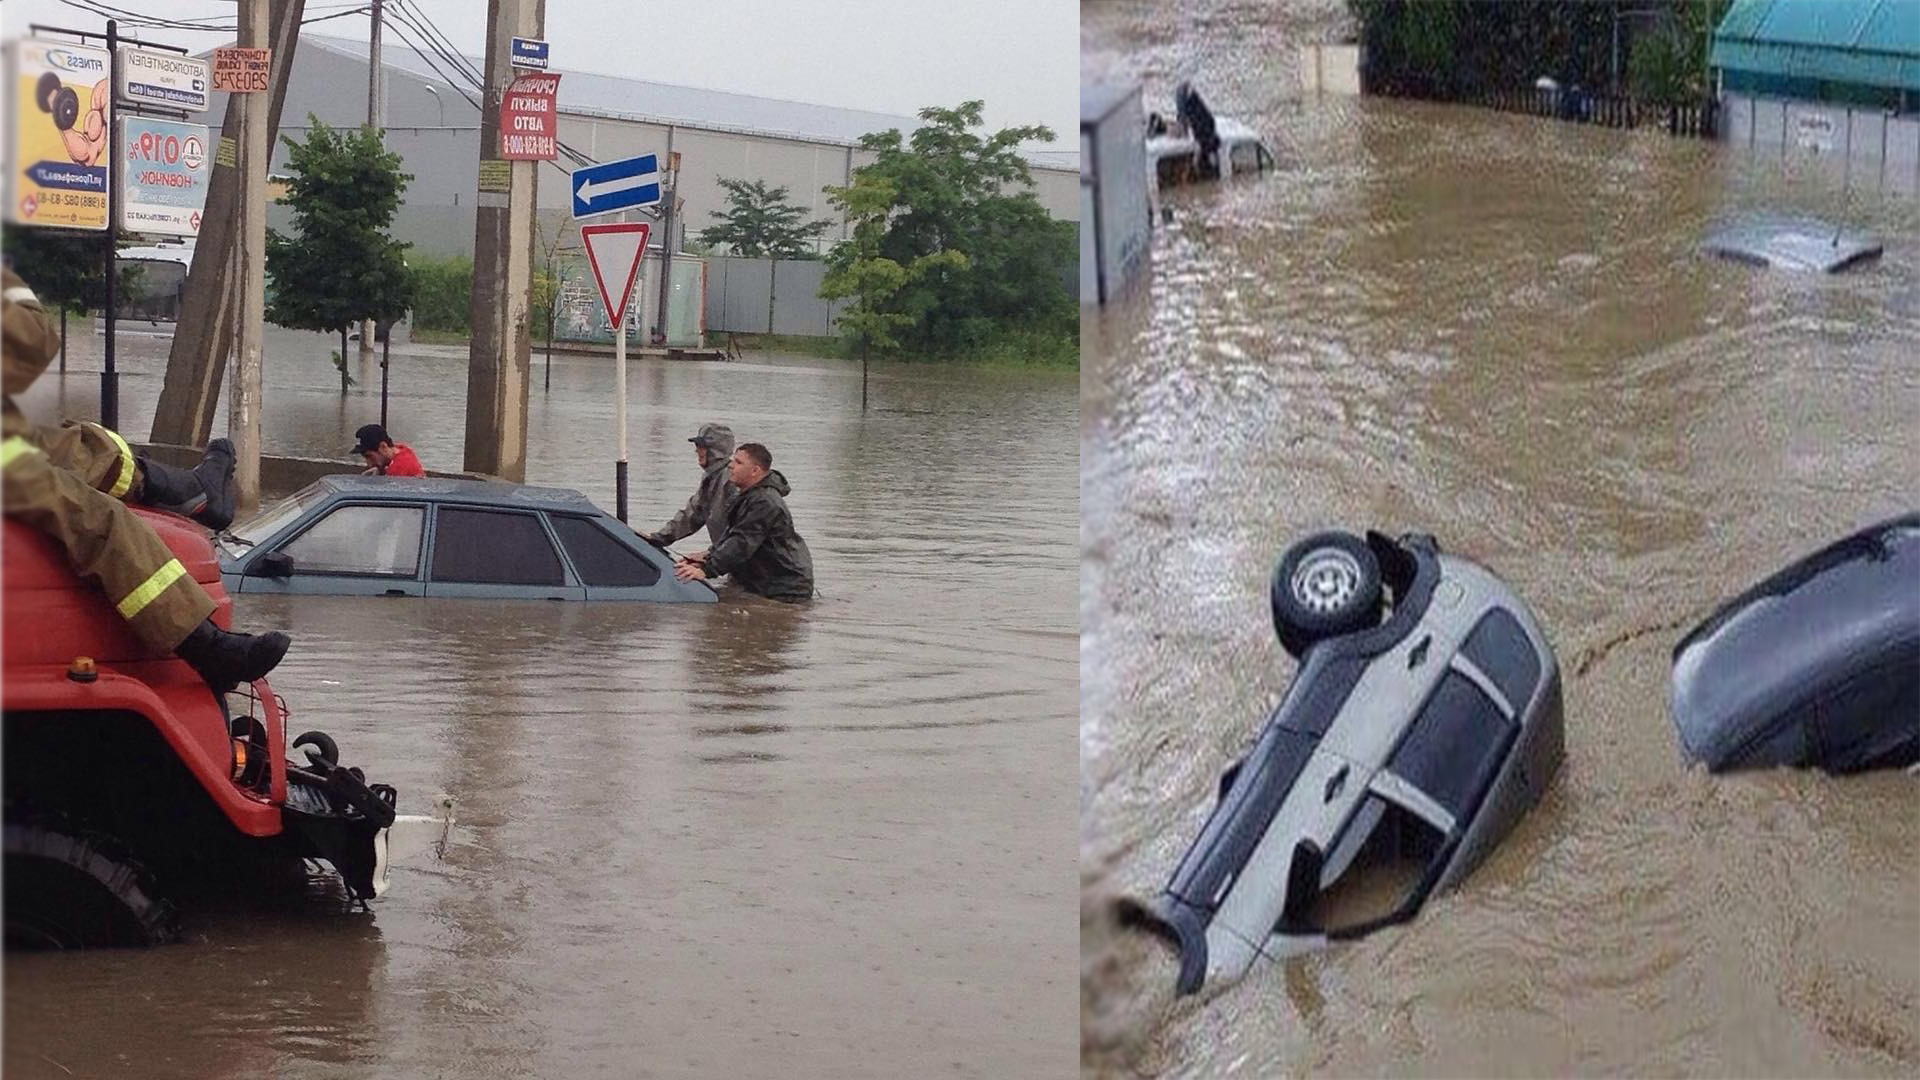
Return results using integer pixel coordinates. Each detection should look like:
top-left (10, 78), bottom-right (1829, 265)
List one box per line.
top-left (4, 818), bottom-right (177, 949)
top-left (1271, 531), bottom-right (1384, 659)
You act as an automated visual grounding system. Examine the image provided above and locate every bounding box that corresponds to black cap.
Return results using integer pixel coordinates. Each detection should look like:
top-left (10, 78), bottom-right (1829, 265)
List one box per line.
top-left (351, 423), bottom-right (391, 455)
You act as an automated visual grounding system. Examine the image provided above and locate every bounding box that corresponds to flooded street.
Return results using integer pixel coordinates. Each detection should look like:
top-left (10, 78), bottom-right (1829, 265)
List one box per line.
top-left (1083, 2), bottom-right (1920, 1077)
top-left (6, 333), bottom-right (1077, 1077)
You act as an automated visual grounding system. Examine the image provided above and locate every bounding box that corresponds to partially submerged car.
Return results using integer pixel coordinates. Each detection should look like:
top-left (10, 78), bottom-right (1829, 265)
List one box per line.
top-left (1670, 513), bottom-right (1919, 773)
top-left (1145, 82), bottom-right (1275, 189)
top-left (1122, 530), bottom-right (1563, 995)
top-left (1701, 216), bottom-right (1884, 273)
top-left (217, 475), bottom-right (715, 602)
top-left (1148, 117), bottom-right (1276, 188)
top-left (3, 509), bottom-right (446, 947)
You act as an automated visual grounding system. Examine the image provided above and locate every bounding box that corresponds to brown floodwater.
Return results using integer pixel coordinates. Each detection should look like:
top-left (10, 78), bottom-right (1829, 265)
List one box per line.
top-left (1083, 2), bottom-right (1920, 1077)
top-left (6, 329), bottom-right (1077, 1077)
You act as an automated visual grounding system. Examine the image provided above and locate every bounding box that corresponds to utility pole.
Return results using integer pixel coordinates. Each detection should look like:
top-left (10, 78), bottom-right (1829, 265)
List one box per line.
top-left (652, 152), bottom-right (678, 346)
top-left (232, 0), bottom-right (271, 514)
top-left (361, 0), bottom-right (383, 360)
top-left (463, 0), bottom-right (544, 481)
top-left (152, 0), bottom-right (306, 449)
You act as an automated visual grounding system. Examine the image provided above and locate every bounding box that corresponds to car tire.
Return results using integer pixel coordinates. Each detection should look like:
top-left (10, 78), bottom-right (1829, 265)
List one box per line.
top-left (3, 818), bottom-right (177, 949)
top-left (1271, 531), bottom-right (1384, 659)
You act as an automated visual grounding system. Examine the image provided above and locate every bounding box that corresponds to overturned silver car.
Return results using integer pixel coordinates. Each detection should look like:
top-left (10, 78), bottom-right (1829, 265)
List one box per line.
top-left (1123, 530), bottom-right (1564, 995)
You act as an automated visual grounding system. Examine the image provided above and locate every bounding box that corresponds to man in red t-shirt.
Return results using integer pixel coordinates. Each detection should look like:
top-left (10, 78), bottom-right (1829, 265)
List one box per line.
top-left (352, 423), bottom-right (425, 477)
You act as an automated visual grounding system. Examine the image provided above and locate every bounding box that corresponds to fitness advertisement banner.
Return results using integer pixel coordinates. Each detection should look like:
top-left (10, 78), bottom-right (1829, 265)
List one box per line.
top-left (6, 37), bottom-right (112, 230)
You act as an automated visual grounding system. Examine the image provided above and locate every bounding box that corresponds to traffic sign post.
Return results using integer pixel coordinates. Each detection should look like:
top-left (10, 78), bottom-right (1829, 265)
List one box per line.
top-left (570, 153), bottom-right (659, 219)
top-left (581, 220), bottom-right (650, 522)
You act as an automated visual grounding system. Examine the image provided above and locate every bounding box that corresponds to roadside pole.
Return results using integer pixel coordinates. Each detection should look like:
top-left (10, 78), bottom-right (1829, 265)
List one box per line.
top-left (652, 153), bottom-right (677, 346)
top-left (360, 0), bottom-right (383, 361)
top-left (102, 20), bottom-right (119, 431)
top-left (615, 210), bottom-right (629, 522)
top-left (463, 0), bottom-right (546, 482)
top-left (231, 0), bottom-right (270, 515)
top-left (578, 220), bottom-right (649, 525)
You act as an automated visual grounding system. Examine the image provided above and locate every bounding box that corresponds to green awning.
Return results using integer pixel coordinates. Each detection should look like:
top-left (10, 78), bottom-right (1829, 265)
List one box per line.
top-left (1711, 0), bottom-right (1920, 93)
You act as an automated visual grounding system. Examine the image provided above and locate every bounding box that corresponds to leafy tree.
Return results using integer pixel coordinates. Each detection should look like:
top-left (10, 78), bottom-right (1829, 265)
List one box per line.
top-left (698, 177), bottom-right (829, 259)
top-left (822, 101), bottom-right (1074, 359)
top-left (266, 116), bottom-right (414, 393)
top-left (1, 227), bottom-right (142, 314)
top-left (1629, 27), bottom-right (1693, 105)
top-left (531, 216), bottom-right (574, 347)
top-left (1350, 0), bottom-right (1731, 101)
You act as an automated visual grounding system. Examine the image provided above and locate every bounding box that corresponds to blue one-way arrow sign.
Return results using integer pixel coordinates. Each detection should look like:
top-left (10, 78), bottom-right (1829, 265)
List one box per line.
top-left (571, 154), bottom-right (660, 219)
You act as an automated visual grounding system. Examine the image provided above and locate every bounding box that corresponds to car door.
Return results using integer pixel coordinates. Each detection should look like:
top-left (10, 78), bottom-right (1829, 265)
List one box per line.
top-left (422, 505), bottom-right (585, 601)
top-left (547, 513), bottom-right (715, 602)
top-left (243, 502), bottom-right (427, 596)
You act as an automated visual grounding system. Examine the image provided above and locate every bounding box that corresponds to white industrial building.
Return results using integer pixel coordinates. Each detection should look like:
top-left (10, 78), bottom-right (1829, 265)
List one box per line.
top-left (207, 33), bottom-right (1079, 258)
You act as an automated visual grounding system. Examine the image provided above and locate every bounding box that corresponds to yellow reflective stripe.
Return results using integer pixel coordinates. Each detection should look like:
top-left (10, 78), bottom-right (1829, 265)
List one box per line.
top-left (2, 435), bottom-right (42, 470)
top-left (116, 559), bottom-right (189, 620)
top-left (94, 424), bottom-right (136, 499)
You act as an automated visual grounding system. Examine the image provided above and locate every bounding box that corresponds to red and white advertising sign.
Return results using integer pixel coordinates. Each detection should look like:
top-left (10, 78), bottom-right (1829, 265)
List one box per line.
top-left (499, 72), bottom-right (560, 160)
top-left (581, 222), bottom-right (650, 327)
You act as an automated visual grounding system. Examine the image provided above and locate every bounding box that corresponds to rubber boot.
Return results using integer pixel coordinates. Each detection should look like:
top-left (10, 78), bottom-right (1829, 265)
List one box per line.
top-left (175, 619), bottom-right (291, 691)
top-left (138, 439), bottom-right (237, 530)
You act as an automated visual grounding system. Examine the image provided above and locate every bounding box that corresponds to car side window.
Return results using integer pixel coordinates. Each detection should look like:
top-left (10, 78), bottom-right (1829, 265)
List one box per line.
top-left (550, 515), bottom-right (661, 587)
top-left (430, 507), bottom-right (566, 586)
top-left (280, 504), bottom-right (424, 576)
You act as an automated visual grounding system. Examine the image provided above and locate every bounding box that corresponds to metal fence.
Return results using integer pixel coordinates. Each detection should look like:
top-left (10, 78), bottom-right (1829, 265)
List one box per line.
top-left (705, 255), bottom-right (846, 337)
top-left (1720, 93), bottom-right (1920, 197)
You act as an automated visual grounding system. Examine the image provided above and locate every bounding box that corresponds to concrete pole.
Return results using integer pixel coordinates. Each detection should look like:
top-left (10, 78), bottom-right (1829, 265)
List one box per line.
top-left (152, 0), bottom-right (306, 448)
top-left (463, 0), bottom-right (544, 481)
top-left (231, 0), bottom-right (271, 515)
top-left (361, 0), bottom-right (384, 360)
top-left (653, 154), bottom-right (677, 345)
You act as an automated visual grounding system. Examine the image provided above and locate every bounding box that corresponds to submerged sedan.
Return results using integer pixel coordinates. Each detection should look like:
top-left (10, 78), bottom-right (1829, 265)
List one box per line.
top-left (217, 475), bottom-right (715, 602)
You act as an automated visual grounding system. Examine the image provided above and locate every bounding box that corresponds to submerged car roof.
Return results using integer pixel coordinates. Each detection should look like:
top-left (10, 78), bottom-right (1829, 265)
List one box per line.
top-left (310, 474), bottom-right (606, 515)
top-left (1701, 217), bottom-right (1883, 273)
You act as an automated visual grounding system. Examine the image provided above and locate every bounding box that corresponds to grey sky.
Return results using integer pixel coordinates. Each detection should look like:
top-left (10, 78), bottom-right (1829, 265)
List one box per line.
top-left (4, 0), bottom-right (1076, 146)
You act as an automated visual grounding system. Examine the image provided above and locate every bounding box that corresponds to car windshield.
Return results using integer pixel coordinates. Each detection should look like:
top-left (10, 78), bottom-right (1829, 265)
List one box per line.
top-left (217, 483), bottom-right (329, 557)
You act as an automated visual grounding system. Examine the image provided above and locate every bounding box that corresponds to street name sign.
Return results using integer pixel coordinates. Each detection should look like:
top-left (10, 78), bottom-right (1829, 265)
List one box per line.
top-left (510, 37), bottom-right (549, 70)
top-left (571, 153), bottom-right (659, 219)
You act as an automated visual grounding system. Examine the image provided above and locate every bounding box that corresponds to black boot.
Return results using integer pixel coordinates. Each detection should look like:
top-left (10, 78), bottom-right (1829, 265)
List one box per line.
top-left (175, 618), bottom-right (291, 690)
top-left (138, 439), bottom-right (237, 530)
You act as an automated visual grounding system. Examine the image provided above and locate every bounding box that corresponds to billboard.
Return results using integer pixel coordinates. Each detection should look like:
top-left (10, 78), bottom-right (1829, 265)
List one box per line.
top-left (499, 72), bottom-right (559, 160)
top-left (118, 115), bottom-right (211, 237)
top-left (6, 37), bottom-right (112, 230)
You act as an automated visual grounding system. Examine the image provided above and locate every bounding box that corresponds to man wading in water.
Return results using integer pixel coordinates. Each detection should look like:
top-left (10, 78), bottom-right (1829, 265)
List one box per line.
top-left (673, 441), bottom-right (814, 602)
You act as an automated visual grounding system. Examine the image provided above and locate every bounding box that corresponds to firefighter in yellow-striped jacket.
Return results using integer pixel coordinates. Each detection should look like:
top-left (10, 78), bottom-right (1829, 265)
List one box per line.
top-left (2, 266), bottom-right (290, 690)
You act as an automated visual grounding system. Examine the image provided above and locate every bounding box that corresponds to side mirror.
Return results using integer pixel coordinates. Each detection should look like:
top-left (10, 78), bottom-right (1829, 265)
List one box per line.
top-left (249, 551), bottom-right (295, 579)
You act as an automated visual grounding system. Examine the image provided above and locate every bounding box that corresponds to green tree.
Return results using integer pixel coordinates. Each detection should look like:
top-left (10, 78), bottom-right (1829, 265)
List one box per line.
top-left (698, 177), bottom-right (829, 259)
top-left (1628, 26), bottom-right (1693, 105)
top-left (1, 227), bottom-right (142, 314)
top-left (822, 101), bottom-right (1074, 359)
top-left (266, 116), bottom-right (414, 392)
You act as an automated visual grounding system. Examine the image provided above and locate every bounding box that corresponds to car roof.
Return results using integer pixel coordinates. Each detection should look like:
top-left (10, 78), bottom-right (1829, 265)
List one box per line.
top-left (312, 474), bottom-right (608, 515)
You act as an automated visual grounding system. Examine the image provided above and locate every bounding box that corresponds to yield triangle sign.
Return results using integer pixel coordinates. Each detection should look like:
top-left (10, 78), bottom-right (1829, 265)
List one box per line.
top-left (581, 221), bottom-right (651, 328)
